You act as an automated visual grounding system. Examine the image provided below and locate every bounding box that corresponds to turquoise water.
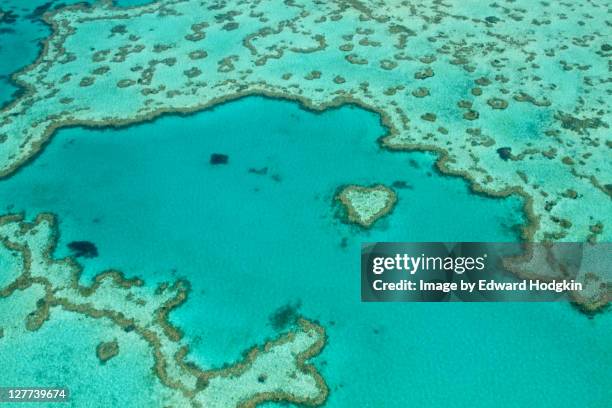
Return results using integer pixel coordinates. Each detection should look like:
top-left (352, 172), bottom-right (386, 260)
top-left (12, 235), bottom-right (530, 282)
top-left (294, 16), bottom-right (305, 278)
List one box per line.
top-left (1, 1), bottom-right (611, 407)
top-left (0, 96), bottom-right (610, 407)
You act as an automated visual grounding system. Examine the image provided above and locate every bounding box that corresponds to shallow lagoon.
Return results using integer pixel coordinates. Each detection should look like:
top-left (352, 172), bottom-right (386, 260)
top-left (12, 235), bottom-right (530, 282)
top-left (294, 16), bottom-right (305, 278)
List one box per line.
top-left (0, 96), bottom-right (610, 407)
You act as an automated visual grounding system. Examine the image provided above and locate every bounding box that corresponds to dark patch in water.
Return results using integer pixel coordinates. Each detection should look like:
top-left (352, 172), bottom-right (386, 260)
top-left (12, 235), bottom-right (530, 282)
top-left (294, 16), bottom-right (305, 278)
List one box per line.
top-left (209, 153), bottom-right (229, 165)
top-left (27, 2), bottom-right (54, 19)
top-left (248, 166), bottom-right (268, 175)
top-left (0, 9), bottom-right (18, 25)
top-left (340, 237), bottom-right (348, 248)
top-left (195, 376), bottom-right (209, 391)
top-left (269, 300), bottom-right (301, 330)
top-left (496, 147), bottom-right (512, 160)
top-left (67, 240), bottom-right (98, 258)
top-left (392, 180), bottom-right (412, 189)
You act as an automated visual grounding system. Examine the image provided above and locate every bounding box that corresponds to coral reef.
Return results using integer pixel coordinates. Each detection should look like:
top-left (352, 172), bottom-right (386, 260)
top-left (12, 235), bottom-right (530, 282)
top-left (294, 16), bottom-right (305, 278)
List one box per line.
top-left (0, 0), bottom-right (608, 245)
top-left (0, 0), bottom-right (609, 309)
top-left (337, 184), bottom-right (397, 228)
top-left (96, 339), bottom-right (119, 363)
top-left (0, 213), bottom-right (327, 407)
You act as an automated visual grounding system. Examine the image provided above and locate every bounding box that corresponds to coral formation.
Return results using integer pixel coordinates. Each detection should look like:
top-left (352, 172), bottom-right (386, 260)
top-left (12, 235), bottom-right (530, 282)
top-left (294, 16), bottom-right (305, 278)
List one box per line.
top-left (96, 339), bottom-right (119, 363)
top-left (0, 0), bottom-right (608, 246)
top-left (0, 213), bottom-right (327, 407)
top-left (337, 184), bottom-right (397, 228)
top-left (0, 0), bottom-right (609, 321)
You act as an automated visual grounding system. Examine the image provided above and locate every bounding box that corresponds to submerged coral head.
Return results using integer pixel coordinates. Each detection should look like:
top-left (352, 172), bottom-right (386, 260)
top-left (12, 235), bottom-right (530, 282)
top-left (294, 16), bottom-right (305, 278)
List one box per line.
top-left (210, 153), bottom-right (229, 165)
top-left (67, 240), bottom-right (98, 258)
